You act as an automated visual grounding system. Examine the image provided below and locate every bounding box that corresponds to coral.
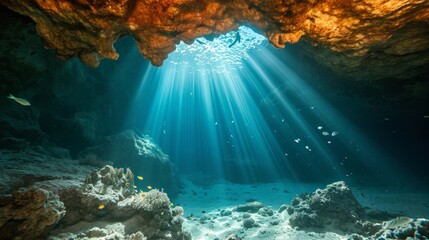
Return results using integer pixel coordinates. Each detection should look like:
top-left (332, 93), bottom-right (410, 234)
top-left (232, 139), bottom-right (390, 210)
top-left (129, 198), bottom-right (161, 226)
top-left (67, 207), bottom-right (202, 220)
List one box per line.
top-left (1, 0), bottom-right (428, 79)
top-left (0, 163), bottom-right (190, 240)
top-left (286, 181), bottom-right (380, 235)
top-left (52, 166), bottom-right (190, 240)
top-left (0, 187), bottom-right (65, 240)
top-left (81, 165), bottom-right (134, 206)
top-left (374, 217), bottom-right (429, 239)
top-left (78, 130), bottom-right (182, 197)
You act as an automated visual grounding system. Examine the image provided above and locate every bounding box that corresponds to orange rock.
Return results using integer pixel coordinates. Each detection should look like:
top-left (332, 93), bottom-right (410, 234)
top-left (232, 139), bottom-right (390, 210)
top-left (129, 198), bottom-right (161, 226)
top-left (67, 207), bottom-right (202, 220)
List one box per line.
top-left (1, 0), bottom-right (428, 78)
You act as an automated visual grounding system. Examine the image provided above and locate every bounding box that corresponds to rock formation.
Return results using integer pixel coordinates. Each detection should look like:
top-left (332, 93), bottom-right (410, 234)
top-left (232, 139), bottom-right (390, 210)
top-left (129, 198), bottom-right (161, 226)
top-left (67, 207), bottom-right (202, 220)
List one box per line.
top-left (78, 130), bottom-right (183, 197)
top-left (286, 181), bottom-right (380, 235)
top-left (0, 187), bottom-right (65, 240)
top-left (1, 0), bottom-right (428, 79)
top-left (0, 165), bottom-right (191, 240)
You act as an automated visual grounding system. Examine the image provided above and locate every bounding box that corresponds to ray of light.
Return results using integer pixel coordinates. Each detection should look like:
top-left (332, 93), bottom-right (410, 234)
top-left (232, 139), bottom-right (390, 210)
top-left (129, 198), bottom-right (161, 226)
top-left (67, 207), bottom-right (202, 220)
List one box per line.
top-left (126, 26), bottom-right (394, 186)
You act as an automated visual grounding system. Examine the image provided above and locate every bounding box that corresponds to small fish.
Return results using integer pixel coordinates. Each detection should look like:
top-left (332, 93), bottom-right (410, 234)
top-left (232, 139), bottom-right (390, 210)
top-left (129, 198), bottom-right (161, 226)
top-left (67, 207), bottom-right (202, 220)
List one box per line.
top-left (331, 131), bottom-right (339, 136)
top-left (424, 116), bottom-right (429, 118)
top-left (98, 204), bottom-right (105, 209)
top-left (161, 212), bottom-right (164, 215)
top-left (322, 131), bottom-right (330, 136)
top-left (360, 192), bottom-right (365, 197)
top-left (317, 126), bottom-right (323, 130)
top-left (137, 176), bottom-right (144, 181)
top-left (170, 202), bottom-right (174, 206)
top-left (7, 94), bottom-right (31, 106)
top-left (147, 186), bottom-right (153, 190)
top-left (140, 193), bottom-right (145, 198)
top-left (133, 185), bottom-right (137, 189)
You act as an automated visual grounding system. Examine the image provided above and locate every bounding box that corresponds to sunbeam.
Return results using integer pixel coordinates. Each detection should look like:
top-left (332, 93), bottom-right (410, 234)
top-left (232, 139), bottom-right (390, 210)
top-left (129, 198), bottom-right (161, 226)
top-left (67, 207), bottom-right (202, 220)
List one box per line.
top-left (127, 26), bottom-right (393, 186)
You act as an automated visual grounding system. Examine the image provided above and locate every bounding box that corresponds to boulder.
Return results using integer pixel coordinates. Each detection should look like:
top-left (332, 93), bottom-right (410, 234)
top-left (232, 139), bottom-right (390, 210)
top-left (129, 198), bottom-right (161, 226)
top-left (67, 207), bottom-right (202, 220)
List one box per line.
top-left (287, 181), bottom-right (380, 235)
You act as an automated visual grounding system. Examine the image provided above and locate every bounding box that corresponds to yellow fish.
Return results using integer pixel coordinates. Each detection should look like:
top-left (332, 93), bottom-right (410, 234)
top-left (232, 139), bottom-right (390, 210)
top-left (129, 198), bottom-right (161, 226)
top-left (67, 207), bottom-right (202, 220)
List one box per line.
top-left (170, 203), bottom-right (174, 206)
top-left (147, 186), bottom-right (152, 190)
top-left (137, 176), bottom-right (144, 180)
top-left (98, 204), bottom-right (105, 209)
top-left (7, 94), bottom-right (31, 106)
top-left (140, 193), bottom-right (145, 198)
top-left (161, 212), bottom-right (164, 216)
top-left (133, 185), bottom-right (137, 189)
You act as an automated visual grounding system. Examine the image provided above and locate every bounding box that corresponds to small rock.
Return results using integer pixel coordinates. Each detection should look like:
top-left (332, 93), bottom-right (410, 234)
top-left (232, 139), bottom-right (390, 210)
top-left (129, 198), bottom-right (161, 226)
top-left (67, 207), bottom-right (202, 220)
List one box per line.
top-left (270, 219), bottom-right (280, 225)
top-left (224, 233), bottom-right (242, 240)
top-left (243, 218), bottom-right (255, 229)
top-left (220, 209), bottom-right (232, 216)
top-left (278, 204), bottom-right (288, 213)
top-left (234, 201), bottom-right (264, 213)
top-left (258, 207), bottom-right (274, 217)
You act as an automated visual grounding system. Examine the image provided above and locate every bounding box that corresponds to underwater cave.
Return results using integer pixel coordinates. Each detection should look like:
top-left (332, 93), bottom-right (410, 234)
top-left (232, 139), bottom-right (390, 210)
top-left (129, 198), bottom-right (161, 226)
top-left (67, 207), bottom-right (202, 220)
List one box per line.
top-left (0, 0), bottom-right (428, 239)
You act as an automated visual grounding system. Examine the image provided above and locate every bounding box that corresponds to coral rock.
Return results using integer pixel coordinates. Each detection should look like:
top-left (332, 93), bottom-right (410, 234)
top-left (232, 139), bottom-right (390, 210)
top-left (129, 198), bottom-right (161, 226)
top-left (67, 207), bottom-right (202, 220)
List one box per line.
top-left (287, 181), bottom-right (380, 235)
top-left (53, 166), bottom-right (190, 240)
top-left (0, 187), bottom-right (65, 240)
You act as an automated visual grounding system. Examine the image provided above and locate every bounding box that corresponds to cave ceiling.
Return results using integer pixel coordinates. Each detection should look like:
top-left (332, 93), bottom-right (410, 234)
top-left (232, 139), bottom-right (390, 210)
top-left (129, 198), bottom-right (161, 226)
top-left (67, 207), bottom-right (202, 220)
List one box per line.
top-left (1, 0), bottom-right (429, 80)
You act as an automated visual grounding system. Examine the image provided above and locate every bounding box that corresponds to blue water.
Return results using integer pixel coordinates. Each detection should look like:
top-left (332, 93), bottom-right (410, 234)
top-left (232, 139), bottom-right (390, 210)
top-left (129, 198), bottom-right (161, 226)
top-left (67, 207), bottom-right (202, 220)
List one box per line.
top-left (107, 35), bottom-right (428, 192)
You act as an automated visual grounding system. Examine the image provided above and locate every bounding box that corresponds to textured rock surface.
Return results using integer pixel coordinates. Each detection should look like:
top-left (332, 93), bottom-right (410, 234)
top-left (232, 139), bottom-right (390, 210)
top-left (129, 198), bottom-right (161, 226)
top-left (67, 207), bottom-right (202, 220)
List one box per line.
top-left (233, 201), bottom-right (264, 213)
top-left (0, 187), bottom-right (66, 240)
top-left (78, 130), bottom-right (182, 197)
top-left (0, 165), bottom-right (190, 240)
top-left (0, 145), bottom-right (93, 194)
top-left (346, 217), bottom-right (429, 240)
top-left (373, 217), bottom-right (429, 239)
top-left (1, 0), bottom-right (428, 79)
top-left (286, 181), bottom-right (380, 235)
top-left (52, 166), bottom-right (190, 240)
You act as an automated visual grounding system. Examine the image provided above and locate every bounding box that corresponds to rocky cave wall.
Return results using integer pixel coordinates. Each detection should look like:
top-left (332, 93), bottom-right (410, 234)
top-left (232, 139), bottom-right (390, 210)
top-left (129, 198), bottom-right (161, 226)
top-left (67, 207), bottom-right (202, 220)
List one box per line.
top-left (1, 0), bottom-right (428, 80)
